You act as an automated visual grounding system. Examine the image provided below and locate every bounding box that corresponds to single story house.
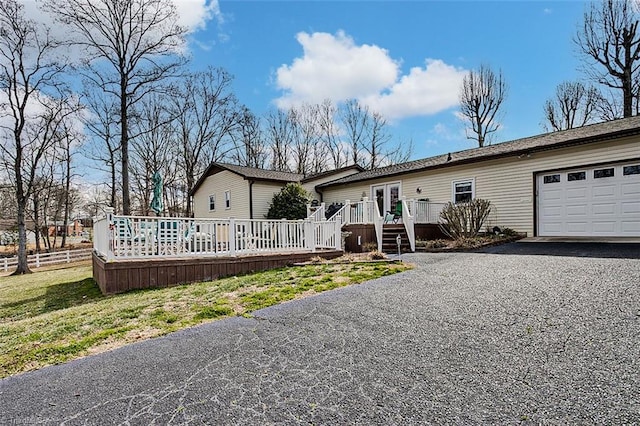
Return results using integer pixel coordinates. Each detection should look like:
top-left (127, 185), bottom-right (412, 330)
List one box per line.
top-left (317, 116), bottom-right (640, 238)
top-left (192, 117), bottom-right (640, 245)
top-left (190, 163), bottom-right (363, 219)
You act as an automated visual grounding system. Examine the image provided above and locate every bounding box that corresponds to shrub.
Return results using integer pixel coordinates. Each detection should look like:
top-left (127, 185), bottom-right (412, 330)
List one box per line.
top-left (439, 199), bottom-right (492, 239)
top-left (362, 241), bottom-right (378, 252)
top-left (368, 250), bottom-right (386, 260)
top-left (266, 183), bottom-right (310, 220)
top-left (500, 227), bottom-right (519, 237)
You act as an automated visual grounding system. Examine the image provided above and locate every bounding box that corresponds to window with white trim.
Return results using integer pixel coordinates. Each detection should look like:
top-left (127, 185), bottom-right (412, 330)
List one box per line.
top-left (225, 190), bottom-right (231, 209)
top-left (452, 179), bottom-right (474, 203)
top-left (208, 195), bottom-right (216, 211)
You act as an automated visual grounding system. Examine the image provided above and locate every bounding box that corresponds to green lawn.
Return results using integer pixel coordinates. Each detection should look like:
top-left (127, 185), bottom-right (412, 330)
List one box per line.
top-left (0, 260), bottom-right (410, 378)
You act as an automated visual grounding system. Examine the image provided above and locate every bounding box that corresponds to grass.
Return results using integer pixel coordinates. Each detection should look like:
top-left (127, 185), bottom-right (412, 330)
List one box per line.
top-left (0, 259), bottom-right (410, 379)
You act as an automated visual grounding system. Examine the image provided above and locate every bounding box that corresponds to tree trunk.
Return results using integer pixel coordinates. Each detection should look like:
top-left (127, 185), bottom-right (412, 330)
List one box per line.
top-left (13, 199), bottom-right (31, 275)
top-left (121, 78), bottom-right (130, 215)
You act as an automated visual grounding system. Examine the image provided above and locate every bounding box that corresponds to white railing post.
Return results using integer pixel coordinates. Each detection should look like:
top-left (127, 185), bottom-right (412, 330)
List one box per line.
top-left (402, 198), bottom-right (415, 252)
top-left (66, 250), bottom-right (70, 263)
top-left (304, 219), bottom-right (316, 252)
top-left (3, 258), bottom-right (7, 272)
top-left (334, 215), bottom-right (342, 250)
top-left (362, 197), bottom-right (369, 223)
top-left (229, 217), bottom-right (236, 255)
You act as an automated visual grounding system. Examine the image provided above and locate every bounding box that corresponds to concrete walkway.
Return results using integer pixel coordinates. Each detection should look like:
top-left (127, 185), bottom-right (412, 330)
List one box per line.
top-left (1, 248), bottom-right (639, 424)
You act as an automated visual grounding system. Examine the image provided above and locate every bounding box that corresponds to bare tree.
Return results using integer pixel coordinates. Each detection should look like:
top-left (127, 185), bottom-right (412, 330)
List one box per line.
top-left (170, 67), bottom-right (240, 215)
top-left (56, 116), bottom-right (83, 248)
top-left (230, 107), bottom-right (267, 168)
top-left (82, 86), bottom-right (121, 210)
top-left (340, 99), bottom-right (369, 167)
top-left (318, 99), bottom-right (345, 169)
top-left (289, 103), bottom-right (323, 175)
top-left (129, 94), bottom-right (176, 215)
top-left (576, 0), bottom-right (640, 118)
top-left (0, 0), bottom-right (67, 274)
top-left (265, 108), bottom-right (296, 172)
top-left (459, 64), bottom-right (507, 147)
top-left (543, 81), bottom-right (600, 131)
top-left (45, 0), bottom-right (187, 214)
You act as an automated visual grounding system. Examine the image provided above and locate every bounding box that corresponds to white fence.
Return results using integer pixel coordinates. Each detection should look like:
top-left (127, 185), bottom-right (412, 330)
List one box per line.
top-left (409, 201), bottom-right (447, 224)
top-left (93, 211), bottom-right (342, 261)
top-left (1, 248), bottom-right (93, 272)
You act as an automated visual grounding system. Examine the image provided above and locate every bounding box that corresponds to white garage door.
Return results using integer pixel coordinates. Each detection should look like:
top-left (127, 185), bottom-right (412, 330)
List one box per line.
top-left (537, 162), bottom-right (640, 237)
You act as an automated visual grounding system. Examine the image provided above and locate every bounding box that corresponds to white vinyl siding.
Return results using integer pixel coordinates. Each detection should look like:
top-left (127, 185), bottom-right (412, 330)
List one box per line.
top-left (252, 181), bottom-right (289, 219)
top-left (322, 136), bottom-right (640, 236)
top-left (193, 170), bottom-right (250, 219)
top-left (302, 167), bottom-right (362, 201)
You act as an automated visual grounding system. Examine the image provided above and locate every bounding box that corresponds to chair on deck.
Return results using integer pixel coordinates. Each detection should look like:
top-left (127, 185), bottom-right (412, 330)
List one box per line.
top-left (384, 201), bottom-right (403, 224)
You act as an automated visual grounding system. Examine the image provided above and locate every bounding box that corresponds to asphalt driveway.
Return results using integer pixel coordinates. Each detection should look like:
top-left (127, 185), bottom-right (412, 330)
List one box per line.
top-left (1, 248), bottom-right (639, 424)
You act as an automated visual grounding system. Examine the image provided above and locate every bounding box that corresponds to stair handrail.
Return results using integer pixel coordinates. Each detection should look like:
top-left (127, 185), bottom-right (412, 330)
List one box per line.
top-left (401, 197), bottom-right (415, 252)
top-left (307, 202), bottom-right (325, 222)
top-left (326, 199), bottom-right (351, 227)
top-left (370, 200), bottom-right (383, 251)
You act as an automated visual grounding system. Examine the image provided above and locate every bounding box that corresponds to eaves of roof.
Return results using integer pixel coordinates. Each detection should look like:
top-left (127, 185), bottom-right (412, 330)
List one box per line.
top-left (317, 116), bottom-right (640, 188)
top-left (189, 162), bottom-right (303, 196)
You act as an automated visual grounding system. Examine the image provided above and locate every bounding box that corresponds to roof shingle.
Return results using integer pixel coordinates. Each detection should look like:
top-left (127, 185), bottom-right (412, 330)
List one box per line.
top-left (318, 116), bottom-right (640, 188)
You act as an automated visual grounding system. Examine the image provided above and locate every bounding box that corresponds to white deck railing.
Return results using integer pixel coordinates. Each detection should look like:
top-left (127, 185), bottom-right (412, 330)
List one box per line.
top-left (401, 198), bottom-right (416, 252)
top-left (307, 203), bottom-right (325, 222)
top-left (409, 201), bottom-right (447, 224)
top-left (93, 209), bottom-right (341, 261)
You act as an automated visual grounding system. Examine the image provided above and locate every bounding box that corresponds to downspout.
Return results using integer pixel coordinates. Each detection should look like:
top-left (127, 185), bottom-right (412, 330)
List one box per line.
top-left (249, 180), bottom-right (255, 219)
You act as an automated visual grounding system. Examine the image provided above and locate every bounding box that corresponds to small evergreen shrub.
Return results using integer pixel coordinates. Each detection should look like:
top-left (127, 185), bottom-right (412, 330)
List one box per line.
top-left (266, 183), bottom-right (310, 220)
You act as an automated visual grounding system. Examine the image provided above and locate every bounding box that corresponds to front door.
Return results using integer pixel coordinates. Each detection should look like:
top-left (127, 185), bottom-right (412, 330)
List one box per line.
top-left (372, 183), bottom-right (401, 216)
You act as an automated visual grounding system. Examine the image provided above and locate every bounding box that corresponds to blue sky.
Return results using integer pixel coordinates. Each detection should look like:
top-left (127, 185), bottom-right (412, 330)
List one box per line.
top-left (185, 0), bottom-right (589, 161)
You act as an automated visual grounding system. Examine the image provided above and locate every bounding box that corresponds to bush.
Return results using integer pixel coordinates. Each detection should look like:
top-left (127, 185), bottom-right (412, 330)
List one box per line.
top-left (368, 250), bottom-right (386, 260)
top-left (266, 183), bottom-right (310, 220)
top-left (439, 199), bottom-right (492, 239)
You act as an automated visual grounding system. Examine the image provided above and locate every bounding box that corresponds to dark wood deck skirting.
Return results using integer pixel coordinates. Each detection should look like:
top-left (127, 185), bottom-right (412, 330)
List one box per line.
top-left (92, 250), bottom-right (343, 295)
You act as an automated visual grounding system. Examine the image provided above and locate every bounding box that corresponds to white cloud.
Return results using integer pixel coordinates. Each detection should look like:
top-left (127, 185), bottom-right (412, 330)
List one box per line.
top-left (363, 59), bottom-right (467, 121)
top-left (172, 0), bottom-right (221, 32)
top-left (275, 31), bottom-right (399, 108)
top-left (274, 31), bottom-right (467, 121)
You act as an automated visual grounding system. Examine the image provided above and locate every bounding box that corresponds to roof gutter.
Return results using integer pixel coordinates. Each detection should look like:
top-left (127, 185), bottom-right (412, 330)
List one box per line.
top-left (249, 180), bottom-right (255, 219)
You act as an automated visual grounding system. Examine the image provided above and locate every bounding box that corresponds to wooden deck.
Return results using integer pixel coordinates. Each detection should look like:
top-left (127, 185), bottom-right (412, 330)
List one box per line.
top-left (92, 250), bottom-right (343, 295)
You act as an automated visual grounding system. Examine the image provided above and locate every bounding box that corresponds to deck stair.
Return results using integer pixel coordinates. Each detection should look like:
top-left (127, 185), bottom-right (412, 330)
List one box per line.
top-left (381, 224), bottom-right (411, 254)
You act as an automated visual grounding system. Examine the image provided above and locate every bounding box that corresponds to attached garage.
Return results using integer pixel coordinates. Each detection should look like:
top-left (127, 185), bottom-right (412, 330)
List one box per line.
top-left (537, 162), bottom-right (640, 237)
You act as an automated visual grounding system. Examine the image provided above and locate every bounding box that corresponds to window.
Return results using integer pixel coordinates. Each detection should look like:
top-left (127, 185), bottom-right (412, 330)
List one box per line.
top-left (543, 174), bottom-right (560, 184)
top-left (594, 168), bottom-right (614, 179)
top-left (208, 195), bottom-right (216, 211)
top-left (225, 191), bottom-right (231, 209)
top-left (567, 172), bottom-right (586, 181)
top-left (623, 165), bottom-right (640, 175)
top-left (452, 179), bottom-right (474, 203)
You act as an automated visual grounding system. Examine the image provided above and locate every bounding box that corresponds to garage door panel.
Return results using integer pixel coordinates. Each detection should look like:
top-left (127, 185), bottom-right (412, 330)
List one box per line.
top-left (540, 222), bottom-right (563, 233)
top-left (592, 203), bottom-right (616, 215)
top-left (566, 222), bottom-right (589, 233)
top-left (621, 182), bottom-right (640, 196)
top-left (538, 162), bottom-right (640, 237)
top-left (542, 206), bottom-right (562, 217)
top-left (621, 221), bottom-right (640, 233)
top-left (566, 187), bottom-right (588, 199)
top-left (542, 189), bottom-right (562, 201)
top-left (621, 201), bottom-right (640, 214)
top-left (566, 204), bottom-right (588, 216)
top-left (592, 185), bottom-right (616, 198)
